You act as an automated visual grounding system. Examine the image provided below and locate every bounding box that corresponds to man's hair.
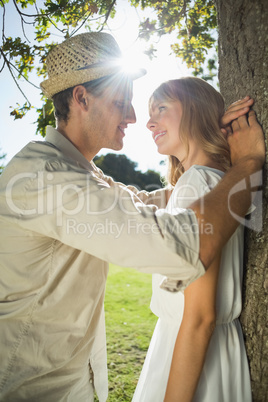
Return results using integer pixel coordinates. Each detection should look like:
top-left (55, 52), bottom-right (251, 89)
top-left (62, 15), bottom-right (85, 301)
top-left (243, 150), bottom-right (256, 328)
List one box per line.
top-left (149, 77), bottom-right (231, 186)
top-left (52, 75), bottom-right (113, 123)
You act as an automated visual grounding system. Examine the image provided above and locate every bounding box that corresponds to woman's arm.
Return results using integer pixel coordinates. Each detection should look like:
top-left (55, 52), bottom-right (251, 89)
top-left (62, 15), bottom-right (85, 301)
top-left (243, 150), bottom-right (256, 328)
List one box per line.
top-left (164, 254), bottom-right (221, 402)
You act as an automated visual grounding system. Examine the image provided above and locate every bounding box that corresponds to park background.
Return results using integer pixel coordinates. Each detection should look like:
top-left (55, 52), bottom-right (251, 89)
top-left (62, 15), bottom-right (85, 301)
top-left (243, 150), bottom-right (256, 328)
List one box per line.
top-left (1, 1), bottom-right (267, 401)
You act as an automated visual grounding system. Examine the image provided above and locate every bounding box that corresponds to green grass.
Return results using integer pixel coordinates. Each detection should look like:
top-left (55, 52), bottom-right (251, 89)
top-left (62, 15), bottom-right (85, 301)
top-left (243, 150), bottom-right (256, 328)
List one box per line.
top-left (103, 264), bottom-right (157, 402)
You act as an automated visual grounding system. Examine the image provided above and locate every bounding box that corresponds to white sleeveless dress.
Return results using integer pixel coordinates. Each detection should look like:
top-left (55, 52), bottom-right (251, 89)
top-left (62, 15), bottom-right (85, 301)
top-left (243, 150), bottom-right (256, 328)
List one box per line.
top-left (133, 165), bottom-right (252, 402)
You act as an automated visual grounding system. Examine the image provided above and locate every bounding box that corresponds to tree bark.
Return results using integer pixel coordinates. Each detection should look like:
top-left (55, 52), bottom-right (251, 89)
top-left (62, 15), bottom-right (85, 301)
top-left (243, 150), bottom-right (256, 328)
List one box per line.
top-left (214, 0), bottom-right (268, 400)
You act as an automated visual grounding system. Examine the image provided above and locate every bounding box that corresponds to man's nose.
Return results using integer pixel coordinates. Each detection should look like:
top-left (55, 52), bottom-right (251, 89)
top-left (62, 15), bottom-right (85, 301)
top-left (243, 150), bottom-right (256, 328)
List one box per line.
top-left (124, 104), bottom-right (136, 124)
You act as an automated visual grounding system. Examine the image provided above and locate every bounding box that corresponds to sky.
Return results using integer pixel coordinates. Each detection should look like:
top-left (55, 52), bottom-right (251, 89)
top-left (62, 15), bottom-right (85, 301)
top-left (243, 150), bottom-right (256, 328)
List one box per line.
top-left (0, 1), bottom-right (192, 174)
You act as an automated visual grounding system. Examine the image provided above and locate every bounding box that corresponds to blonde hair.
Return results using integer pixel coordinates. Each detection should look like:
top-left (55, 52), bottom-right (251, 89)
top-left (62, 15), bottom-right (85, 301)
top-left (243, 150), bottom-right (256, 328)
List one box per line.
top-left (149, 77), bottom-right (231, 186)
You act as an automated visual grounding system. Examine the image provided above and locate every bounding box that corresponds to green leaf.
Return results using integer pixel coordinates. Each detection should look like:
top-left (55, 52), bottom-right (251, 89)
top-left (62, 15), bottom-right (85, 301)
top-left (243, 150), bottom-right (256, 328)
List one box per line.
top-left (9, 102), bottom-right (33, 120)
top-left (35, 98), bottom-right (55, 137)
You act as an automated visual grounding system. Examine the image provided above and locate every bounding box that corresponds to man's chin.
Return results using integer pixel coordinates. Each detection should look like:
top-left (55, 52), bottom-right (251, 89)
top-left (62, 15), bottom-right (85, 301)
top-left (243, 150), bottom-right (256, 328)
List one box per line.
top-left (104, 140), bottom-right (124, 152)
top-left (113, 142), bottom-right (124, 151)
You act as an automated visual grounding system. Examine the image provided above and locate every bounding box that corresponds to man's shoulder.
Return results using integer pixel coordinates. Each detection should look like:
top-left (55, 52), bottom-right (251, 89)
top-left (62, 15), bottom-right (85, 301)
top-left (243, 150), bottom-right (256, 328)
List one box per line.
top-left (8, 140), bottom-right (61, 164)
top-left (0, 141), bottom-right (84, 185)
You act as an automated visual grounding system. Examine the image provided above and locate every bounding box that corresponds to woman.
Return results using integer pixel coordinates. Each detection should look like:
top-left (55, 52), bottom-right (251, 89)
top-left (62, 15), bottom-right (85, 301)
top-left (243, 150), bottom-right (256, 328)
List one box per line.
top-left (132, 77), bottom-right (252, 402)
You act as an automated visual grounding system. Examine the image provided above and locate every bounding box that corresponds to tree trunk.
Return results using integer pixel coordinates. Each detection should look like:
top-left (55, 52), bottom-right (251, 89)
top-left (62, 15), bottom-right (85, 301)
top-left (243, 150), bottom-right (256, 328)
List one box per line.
top-left (214, 0), bottom-right (268, 400)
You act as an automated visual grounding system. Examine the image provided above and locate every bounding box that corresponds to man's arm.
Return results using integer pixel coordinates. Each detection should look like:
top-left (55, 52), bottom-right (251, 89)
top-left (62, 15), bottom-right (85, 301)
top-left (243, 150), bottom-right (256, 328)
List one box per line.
top-left (191, 110), bottom-right (265, 268)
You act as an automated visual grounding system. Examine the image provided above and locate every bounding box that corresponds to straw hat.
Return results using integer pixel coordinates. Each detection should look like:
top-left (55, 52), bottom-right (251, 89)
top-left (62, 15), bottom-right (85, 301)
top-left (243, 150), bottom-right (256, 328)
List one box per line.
top-left (40, 32), bottom-right (146, 99)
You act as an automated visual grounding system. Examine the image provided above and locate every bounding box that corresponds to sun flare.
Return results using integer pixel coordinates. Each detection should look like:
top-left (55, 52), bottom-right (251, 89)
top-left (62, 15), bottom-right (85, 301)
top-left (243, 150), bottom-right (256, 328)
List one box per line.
top-left (120, 44), bottom-right (150, 77)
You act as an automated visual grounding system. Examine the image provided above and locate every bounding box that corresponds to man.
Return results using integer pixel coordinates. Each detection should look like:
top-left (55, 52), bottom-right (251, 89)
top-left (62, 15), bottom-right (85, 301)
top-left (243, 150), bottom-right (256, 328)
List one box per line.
top-left (0, 32), bottom-right (264, 401)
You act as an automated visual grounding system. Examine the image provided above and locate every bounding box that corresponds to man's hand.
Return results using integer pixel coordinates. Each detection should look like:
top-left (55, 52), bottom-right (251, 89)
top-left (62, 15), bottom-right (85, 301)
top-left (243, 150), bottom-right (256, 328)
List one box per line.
top-left (221, 96), bottom-right (254, 133)
top-left (228, 110), bottom-right (265, 170)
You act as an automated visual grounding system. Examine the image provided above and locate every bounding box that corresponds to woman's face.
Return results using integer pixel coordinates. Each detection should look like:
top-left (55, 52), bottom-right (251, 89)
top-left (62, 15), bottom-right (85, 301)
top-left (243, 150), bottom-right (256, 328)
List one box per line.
top-left (146, 98), bottom-right (187, 161)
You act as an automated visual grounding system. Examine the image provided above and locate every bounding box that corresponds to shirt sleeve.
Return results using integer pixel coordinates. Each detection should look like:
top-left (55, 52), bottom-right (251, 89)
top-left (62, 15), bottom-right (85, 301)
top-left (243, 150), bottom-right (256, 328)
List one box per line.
top-left (93, 164), bottom-right (167, 209)
top-left (1, 159), bottom-right (205, 292)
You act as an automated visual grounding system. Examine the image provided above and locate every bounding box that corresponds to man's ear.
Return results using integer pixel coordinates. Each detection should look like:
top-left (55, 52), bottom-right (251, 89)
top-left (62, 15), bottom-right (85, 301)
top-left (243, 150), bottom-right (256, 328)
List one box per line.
top-left (72, 85), bottom-right (91, 111)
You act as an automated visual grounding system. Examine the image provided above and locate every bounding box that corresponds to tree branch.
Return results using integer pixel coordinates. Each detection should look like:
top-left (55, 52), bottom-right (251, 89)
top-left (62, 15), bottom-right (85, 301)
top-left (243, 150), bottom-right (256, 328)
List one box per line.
top-left (1, 0), bottom-right (5, 41)
top-left (12, 0), bottom-right (45, 19)
top-left (71, 10), bottom-right (96, 36)
top-left (99, 0), bottom-right (117, 31)
top-left (0, 47), bottom-right (32, 105)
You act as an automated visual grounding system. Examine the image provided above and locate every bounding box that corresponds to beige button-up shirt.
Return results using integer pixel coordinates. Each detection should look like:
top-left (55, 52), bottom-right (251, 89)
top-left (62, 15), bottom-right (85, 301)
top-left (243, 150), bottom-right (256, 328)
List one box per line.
top-left (0, 127), bottom-right (205, 401)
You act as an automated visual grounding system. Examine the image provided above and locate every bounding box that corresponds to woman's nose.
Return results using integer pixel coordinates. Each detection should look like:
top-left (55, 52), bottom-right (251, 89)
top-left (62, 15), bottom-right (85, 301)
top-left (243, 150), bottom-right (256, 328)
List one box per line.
top-left (146, 117), bottom-right (156, 131)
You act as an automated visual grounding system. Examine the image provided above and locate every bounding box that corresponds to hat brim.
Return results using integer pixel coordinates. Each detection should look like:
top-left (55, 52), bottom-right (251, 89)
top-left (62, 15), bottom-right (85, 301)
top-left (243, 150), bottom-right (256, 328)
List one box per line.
top-left (124, 67), bottom-right (147, 81)
top-left (40, 65), bottom-right (146, 99)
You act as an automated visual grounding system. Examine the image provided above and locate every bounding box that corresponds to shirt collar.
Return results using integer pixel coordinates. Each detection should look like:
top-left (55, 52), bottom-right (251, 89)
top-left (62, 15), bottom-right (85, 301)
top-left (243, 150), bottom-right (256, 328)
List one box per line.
top-left (45, 126), bottom-right (95, 172)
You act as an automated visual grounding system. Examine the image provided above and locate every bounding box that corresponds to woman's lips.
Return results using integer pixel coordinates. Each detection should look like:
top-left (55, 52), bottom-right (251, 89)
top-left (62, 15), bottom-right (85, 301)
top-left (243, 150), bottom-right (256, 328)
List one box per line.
top-left (153, 131), bottom-right (166, 142)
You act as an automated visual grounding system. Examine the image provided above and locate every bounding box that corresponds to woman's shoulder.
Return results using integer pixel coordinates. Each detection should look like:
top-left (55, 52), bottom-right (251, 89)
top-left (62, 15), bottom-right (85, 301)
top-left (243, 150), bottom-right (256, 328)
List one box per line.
top-left (176, 165), bottom-right (224, 189)
top-left (168, 165), bottom-right (225, 210)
